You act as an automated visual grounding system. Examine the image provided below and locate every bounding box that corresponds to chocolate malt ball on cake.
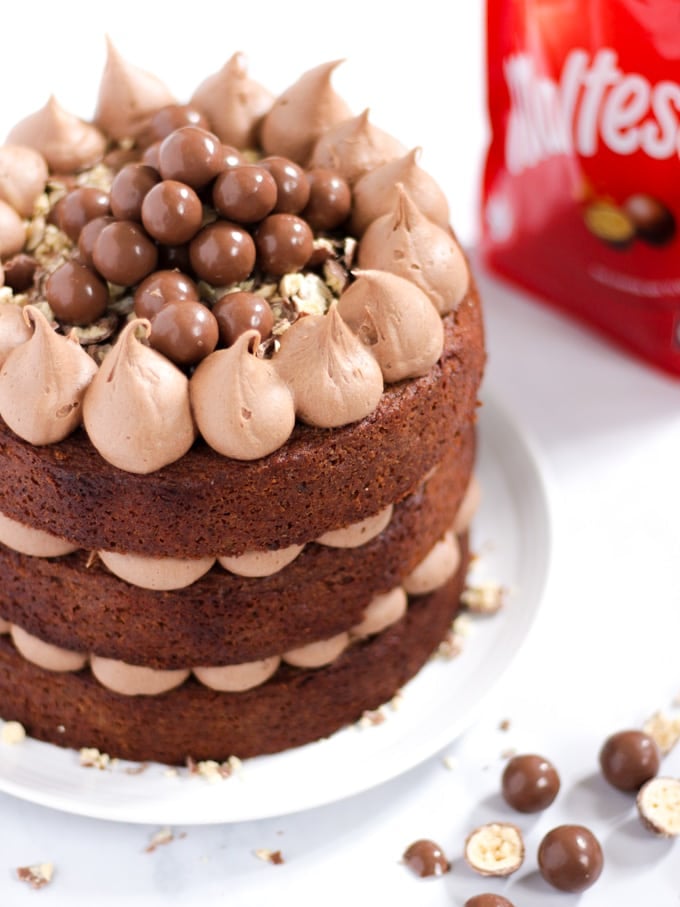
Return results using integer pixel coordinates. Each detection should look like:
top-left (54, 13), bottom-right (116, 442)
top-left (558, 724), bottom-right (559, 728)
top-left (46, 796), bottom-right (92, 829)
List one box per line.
top-left (0, 42), bottom-right (485, 764)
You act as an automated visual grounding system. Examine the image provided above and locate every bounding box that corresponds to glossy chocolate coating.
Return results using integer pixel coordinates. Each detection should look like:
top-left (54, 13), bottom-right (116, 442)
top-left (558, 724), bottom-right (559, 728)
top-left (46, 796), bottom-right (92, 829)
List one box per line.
top-left (145, 104), bottom-right (211, 144)
top-left (212, 166), bottom-right (277, 223)
top-left (538, 825), bottom-right (603, 893)
top-left (501, 753), bottom-right (560, 812)
top-left (464, 896), bottom-right (515, 907)
top-left (142, 142), bottom-right (162, 170)
top-left (624, 193), bottom-right (676, 245)
top-left (254, 213), bottom-right (313, 275)
top-left (222, 145), bottom-right (244, 169)
top-left (134, 270), bottom-right (199, 320)
top-left (261, 156), bottom-right (310, 214)
top-left (303, 169), bottom-right (351, 231)
top-left (189, 221), bottom-right (255, 285)
top-left (45, 260), bottom-right (109, 324)
top-left (149, 299), bottom-right (218, 365)
top-left (599, 730), bottom-right (660, 792)
top-left (110, 163), bottom-right (160, 221)
top-left (213, 291), bottom-right (274, 346)
top-left (77, 216), bottom-right (116, 269)
top-left (92, 220), bottom-right (158, 287)
top-left (57, 187), bottom-right (111, 242)
top-left (141, 180), bottom-right (203, 245)
top-left (402, 839), bottom-right (449, 877)
top-left (158, 126), bottom-right (223, 189)
top-left (157, 243), bottom-right (192, 273)
top-left (2, 253), bottom-right (37, 292)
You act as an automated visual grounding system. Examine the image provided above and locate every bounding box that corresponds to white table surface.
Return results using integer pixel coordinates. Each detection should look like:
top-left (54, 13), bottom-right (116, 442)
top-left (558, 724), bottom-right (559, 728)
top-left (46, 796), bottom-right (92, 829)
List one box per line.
top-left (1, 2), bottom-right (680, 902)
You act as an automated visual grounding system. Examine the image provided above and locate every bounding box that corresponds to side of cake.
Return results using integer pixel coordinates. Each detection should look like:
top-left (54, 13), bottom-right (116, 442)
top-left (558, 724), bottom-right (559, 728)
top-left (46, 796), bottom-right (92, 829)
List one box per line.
top-left (0, 44), bottom-right (484, 764)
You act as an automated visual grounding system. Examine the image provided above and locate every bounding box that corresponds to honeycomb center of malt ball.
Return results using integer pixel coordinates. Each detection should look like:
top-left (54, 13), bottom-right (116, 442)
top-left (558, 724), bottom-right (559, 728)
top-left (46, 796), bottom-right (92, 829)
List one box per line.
top-left (584, 202), bottom-right (635, 242)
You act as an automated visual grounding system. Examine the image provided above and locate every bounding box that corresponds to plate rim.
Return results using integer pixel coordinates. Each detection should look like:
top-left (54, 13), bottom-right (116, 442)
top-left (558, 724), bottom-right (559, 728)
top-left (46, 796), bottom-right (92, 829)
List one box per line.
top-left (0, 387), bottom-right (554, 824)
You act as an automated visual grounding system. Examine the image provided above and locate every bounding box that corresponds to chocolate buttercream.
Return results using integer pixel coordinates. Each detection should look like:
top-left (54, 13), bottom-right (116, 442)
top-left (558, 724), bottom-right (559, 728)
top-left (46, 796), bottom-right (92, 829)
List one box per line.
top-left (0, 145), bottom-right (48, 217)
top-left (274, 304), bottom-right (383, 428)
top-left (190, 330), bottom-right (296, 460)
top-left (190, 52), bottom-right (273, 149)
top-left (7, 97), bottom-right (106, 173)
top-left (308, 109), bottom-right (406, 185)
top-left (94, 38), bottom-right (176, 141)
top-left (350, 147), bottom-right (450, 235)
top-left (358, 186), bottom-right (469, 314)
top-left (82, 319), bottom-right (196, 474)
top-left (259, 61), bottom-right (352, 164)
top-left (0, 307), bottom-right (97, 445)
top-left (337, 269), bottom-right (444, 382)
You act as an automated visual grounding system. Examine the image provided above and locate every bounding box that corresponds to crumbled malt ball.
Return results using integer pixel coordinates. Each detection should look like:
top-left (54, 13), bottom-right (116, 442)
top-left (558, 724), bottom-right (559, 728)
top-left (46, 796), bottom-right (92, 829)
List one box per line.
top-left (357, 708), bottom-right (387, 728)
top-left (79, 747), bottom-right (112, 770)
top-left (254, 848), bottom-right (284, 865)
top-left (461, 581), bottom-right (506, 614)
top-left (464, 823), bottom-right (525, 877)
top-left (1, 720), bottom-right (26, 745)
top-left (16, 863), bottom-right (54, 889)
top-left (452, 614), bottom-right (474, 638)
top-left (436, 628), bottom-right (464, 660)
top-left (637, 777), bottom-right (680, 837)
top-left (643, 711), bottom-right (680, 756)
top-left (145, 827), bottom-right (175, 853)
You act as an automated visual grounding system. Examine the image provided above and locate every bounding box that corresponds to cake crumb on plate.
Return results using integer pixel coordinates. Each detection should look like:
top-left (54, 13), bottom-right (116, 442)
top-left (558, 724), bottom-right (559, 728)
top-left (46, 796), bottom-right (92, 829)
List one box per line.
top-left (16, 863), bottom-right (54, 889)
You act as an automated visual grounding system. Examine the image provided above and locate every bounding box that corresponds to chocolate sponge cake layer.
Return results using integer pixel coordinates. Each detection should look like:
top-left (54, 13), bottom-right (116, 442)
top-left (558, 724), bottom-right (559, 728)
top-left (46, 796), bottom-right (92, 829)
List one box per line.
top-left (0, 435), bottom-right (473, 667)
top-left (0, 289), bottom-right (483, 558)
top-left (0, 544), bottom-right (468, 764)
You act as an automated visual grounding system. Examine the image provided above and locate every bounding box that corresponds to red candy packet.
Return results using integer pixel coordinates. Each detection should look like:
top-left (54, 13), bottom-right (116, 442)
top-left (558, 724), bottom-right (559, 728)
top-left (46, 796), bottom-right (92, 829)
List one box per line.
top-left (481, 0), bottom-right (680, 376)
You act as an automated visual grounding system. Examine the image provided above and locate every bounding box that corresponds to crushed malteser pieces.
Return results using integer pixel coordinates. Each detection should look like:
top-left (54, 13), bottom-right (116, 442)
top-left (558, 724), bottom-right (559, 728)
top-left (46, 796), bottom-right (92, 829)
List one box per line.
top-left (464, 822), bottom-right (525, 877)
top-left (501, 747), bottom-right (518, 760)
top-left (124, 762), bottom-right (149, 776)
top-left (452, 614), bottom-right (474, 638)
top-left (254, 848), bottom-right (284, 865)
top-left (145, 827), bottom-right (175, 853)
top-left (16, 863), bottom-right (54, 889)
top-left (389, 690), bottom-right (404, 712)
top-left (461, 581), bottom-right (506, 614)
top-left (637, 777), bottom-right (680, 837)
top-left (186, 756), bottom-right (240, 782)
top-left (442, 755), bottom-right (458, 771)
top-left (79, 747), bottom-right (114, 770)
top-left (435, 628), bottom-right (464, 660)
top-left (643, 711), bottom-right (680, 755)
top-left (499, 719), bottom-right (511, 732)
top-left (357, 708), bottom-right (387, 728)
top-left (163, 767), bottom-right (179, 778)
top-left (1, 720), bottom-right (26, 745)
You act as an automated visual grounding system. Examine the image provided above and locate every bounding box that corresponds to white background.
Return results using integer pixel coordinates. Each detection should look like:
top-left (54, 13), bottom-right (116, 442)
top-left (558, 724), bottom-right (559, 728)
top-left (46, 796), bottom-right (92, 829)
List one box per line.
top-left (1, 1), bottom-right (680, 903)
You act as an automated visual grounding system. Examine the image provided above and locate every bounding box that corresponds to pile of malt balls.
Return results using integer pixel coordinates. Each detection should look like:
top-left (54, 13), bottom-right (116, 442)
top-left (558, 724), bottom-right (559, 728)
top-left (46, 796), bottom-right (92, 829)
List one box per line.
top-left (41, 104), bottom-right (351, 366)
top-left (402, 725), bottom-right (679, 903)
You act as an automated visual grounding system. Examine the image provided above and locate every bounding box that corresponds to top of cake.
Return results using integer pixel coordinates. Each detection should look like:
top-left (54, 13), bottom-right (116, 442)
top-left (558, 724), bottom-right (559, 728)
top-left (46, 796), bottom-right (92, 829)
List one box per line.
top-left (0, 42), bottom-right (470, 474)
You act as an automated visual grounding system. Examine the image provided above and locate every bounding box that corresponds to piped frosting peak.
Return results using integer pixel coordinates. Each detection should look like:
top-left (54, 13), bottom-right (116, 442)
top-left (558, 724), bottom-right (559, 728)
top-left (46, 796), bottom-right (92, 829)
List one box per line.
top-left (351, 147), bottom-right (450, 235)
top-left (190, 52), bottom-right (273, 149)
top-left (357, 185), bottom-right (469, 314)
top-left (94, 38), bottom-right (176, 141)
top-left (337, 269), bottom-right (444, 382)
top-left (190, 329), bottom-right (296, 460)
top-left (83, 319), bottom-right (196, 474)
top-left (0, 145), bottom-right (49, 218)
top-left (274, 303), bottom-right (383, 428)
top-left (0, 303), bottom-right (32, 369)
top-left (308, 109), bottom-right (407, 185)
top-left (6, 96), bottom-right (106, 173)
top-left (0, 306), bottom-right (97, 444)
top-left (259, 60), bottom-right (352, 164)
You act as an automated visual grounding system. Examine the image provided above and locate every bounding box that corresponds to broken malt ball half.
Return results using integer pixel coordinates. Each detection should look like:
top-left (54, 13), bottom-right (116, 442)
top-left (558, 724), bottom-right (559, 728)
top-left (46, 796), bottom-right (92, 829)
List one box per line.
top-left (637, 777), bottom-right (680, 837)
top-left (464, 822), bottom-right (524, 877)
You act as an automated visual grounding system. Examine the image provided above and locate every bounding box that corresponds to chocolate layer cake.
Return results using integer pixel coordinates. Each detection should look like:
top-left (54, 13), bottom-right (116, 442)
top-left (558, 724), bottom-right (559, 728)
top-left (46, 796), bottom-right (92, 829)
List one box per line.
top-left (0, 45), bottom-right (485, 763)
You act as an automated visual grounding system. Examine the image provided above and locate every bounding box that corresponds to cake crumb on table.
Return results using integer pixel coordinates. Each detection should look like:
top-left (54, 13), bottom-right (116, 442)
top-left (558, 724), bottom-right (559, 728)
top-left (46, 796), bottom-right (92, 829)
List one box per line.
top-left (1, 720), bottom-right (26, 745)
top-left (16, 863), bottom-right (54, 889)
top-left (643, 711), bottom-right (680, 755)
top-left (357, 708), bottom-right (387, 728)
top-left (145, 827), bottom-right (176, 853)
top-left (499, 718), bottom-right (511, 732)
top-left (185, 755), bottom-right (243, 782)
top-left (442, 754), bottom-right (458, 770)
top-left (254, 849), bottom-right (285, 865)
